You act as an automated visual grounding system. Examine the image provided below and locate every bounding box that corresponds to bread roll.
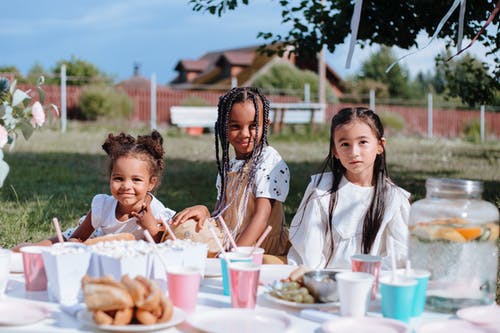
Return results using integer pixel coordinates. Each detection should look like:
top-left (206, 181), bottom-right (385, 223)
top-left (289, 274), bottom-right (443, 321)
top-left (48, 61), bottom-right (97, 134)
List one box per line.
top-left (84, 233), bottom-right (135, 245)
top-left (82, 276), bottom-right (134, 311)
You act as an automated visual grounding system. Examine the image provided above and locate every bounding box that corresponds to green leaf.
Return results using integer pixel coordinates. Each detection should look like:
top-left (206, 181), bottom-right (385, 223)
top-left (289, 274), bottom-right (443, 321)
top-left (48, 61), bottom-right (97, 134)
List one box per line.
top-left (0, 151), bottom-right (9, 188)
top-left (19, 119), bottom-right (34, 140)
top-left (38, 86), bottom-right (46, 105)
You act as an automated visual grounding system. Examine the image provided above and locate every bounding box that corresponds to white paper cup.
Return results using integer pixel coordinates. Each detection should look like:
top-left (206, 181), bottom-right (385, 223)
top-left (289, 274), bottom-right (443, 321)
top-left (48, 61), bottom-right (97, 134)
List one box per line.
top-left (336, 271), bottom-right (374, 317)
top-left (0, 249), bottom-right (11, 298)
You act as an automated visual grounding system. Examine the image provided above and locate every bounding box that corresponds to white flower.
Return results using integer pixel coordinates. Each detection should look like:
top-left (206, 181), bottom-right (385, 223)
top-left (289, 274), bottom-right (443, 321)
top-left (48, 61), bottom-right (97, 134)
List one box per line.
top-left (30, 101), bottom-right (45, 128)
top-left (0, 125), bottom-right (7, 148)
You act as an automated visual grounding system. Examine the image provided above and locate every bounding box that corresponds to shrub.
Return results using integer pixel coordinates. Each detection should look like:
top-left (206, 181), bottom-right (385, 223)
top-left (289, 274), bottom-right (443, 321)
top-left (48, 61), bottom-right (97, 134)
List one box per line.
top-left (180, 95), bottom-right (212, 106)
top-left (463, 120), bottom-right (481, 143)
top-left (378, 110), bottom-right (405, 134)
top-left (78, 85), bottom-right (133, 121)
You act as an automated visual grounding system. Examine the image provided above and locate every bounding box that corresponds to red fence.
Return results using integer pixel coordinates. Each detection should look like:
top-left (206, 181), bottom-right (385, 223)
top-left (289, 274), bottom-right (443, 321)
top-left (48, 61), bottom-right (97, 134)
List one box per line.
top-left (18, 84), bottom-right (500, 138)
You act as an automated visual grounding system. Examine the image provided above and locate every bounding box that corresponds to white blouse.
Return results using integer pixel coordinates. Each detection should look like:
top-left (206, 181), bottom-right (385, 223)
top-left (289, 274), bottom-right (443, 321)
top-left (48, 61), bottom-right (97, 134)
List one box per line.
top-left (216, 145), bottom-right (290, 202)
top-left (288, 173), bottom-right (410, 270)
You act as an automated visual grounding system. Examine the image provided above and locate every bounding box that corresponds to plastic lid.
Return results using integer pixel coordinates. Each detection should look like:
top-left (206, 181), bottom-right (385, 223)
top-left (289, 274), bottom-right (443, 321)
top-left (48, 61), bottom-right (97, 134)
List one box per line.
top-left (425, 178), bottom-right (483, 198)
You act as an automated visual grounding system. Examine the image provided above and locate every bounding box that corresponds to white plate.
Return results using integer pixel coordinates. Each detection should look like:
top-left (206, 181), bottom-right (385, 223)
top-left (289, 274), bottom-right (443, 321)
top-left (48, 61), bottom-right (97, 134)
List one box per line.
top-left (10, 252), bottom-right (24, 273)
top-left (259, 264), bottom-right (297, 285)
top-left (322, 317), bottom-right (408, 333)
top-left (204, 258), bottom-right (221, 278)
top-left (187, 308), bottom-right (293, 333)
top-left (456, 304), bottom-right (500, 325)
top-left (0, 301), bottom-right (50, 326)
top-left (264, 292), bottom-right (339, 309)
top-left (416, 320), bottom-right (495, 333)
top-left (77, 307), bottom-right (186, 332)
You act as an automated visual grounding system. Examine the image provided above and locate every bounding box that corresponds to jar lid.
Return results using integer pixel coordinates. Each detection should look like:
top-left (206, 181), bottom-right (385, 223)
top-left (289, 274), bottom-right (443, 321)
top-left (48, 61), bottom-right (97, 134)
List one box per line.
top-left (426, 178), bottom-right (483, 197)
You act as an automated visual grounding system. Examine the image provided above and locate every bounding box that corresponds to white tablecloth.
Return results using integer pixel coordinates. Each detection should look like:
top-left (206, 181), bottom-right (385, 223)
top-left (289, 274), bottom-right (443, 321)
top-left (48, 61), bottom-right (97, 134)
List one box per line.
top-left (2, 265), bottom-right (452, 333)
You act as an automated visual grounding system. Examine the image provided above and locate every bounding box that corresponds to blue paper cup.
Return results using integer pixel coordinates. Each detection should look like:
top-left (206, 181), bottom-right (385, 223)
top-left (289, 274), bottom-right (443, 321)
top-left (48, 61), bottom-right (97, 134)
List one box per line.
top-left (397, 269), bottom-right (431, 317)
top-left (380, 275), bottom-right (417, 322)
top-left (220, 252), bottom-right (252, 296)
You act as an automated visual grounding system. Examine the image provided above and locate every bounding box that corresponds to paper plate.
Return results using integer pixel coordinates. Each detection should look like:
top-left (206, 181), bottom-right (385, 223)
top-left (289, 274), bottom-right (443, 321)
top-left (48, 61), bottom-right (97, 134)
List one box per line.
top-left (456, 304), bottom-right (500, 326)
top-left (77, 307), bottom-right (186, 332)
top-left (0, 301), bottom-right (50, 326)
top-left (322, 317), bottom-right (408, 333)
top-left (264, 292), bottom-right (339, 309)
top-left (416, 320), bottom-right (496, 333)
top-left (187, 308), bottom-right (293, 333)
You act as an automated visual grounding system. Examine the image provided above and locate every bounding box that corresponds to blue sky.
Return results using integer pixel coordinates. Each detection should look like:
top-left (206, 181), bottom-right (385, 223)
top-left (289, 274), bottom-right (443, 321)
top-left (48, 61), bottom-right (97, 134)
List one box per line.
top-left (1, 0), bottom-right (496, 84)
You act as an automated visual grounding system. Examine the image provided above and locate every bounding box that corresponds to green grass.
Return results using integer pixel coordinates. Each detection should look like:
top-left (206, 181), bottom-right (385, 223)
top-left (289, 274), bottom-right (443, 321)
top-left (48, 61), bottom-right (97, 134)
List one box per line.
top-left (1, 122), bottom-right (499, 300)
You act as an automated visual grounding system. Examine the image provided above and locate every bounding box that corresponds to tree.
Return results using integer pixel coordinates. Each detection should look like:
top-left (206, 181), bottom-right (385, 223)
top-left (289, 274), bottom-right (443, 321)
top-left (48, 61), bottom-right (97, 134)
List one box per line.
top-left (52, 56), bottom-right (111, 86)
top-left (26, 63), bottom-right (53, 85)
top-left (252, 62), bottom-right (337, 102)
top-left (437, 52), bottom-right (499, 108)
top-left (356, 46), bottom-right (412, 98)
top-left (189, 1), bottom-right (499, 77)
top-left (0, 66), bottom-right (26, 83)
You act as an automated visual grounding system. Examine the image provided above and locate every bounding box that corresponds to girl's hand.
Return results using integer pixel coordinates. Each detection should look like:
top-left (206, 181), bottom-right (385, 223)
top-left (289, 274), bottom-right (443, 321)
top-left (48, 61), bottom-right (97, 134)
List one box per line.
top-left (130, 200), bottom-right (161, 238)
top-left (171, 205), bottom-right (210, 230)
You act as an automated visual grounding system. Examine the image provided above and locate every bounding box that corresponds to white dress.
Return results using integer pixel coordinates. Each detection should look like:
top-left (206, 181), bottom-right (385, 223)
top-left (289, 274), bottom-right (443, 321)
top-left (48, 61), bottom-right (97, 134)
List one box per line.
top-left (63, 193), bottom-right (175, 240)
top-left (287, 173), bottom-right (410, 270)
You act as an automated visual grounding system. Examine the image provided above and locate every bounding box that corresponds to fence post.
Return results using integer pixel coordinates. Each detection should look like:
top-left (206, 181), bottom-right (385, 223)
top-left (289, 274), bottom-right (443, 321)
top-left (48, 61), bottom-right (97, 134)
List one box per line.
top-left (60, 64), bottom-right (67, 133)
top-left (369, 89), bottom-right (375, 112)
top-left (480, 105), bottom-right (485, 143)
top-left (231, 77), bottom-right (238, 88)
top-left (150, 73), bottom-right (157, 130)
top-left (427, 93), bottom-right (433, 138)
top-left (304, 83), bottom-right (310, 103)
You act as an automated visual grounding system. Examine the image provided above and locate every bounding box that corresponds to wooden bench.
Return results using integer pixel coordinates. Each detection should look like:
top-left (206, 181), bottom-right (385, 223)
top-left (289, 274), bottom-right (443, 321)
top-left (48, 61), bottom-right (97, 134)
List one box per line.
top-left (170, 106), bottom-right (218, 128)
top-left (170, 103), bottom-right (326, 134)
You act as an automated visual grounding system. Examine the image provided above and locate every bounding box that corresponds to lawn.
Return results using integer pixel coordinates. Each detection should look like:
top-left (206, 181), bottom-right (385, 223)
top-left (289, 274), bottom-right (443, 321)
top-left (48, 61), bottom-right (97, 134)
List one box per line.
top-left (0, 122), bottom-right (499, 299)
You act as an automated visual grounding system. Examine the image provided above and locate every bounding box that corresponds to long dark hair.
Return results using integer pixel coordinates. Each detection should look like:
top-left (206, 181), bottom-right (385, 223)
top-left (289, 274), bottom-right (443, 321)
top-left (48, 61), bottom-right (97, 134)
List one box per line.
top-left (297, 107), bottom-right (390, 267)
top-left (212, 87), bottom-right (270, 222)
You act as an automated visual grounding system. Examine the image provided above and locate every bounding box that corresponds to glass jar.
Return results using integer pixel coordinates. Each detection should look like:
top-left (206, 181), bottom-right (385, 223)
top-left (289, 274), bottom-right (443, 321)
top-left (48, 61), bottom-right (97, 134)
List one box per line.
top-left (409, 178), bottom-right (499, 313)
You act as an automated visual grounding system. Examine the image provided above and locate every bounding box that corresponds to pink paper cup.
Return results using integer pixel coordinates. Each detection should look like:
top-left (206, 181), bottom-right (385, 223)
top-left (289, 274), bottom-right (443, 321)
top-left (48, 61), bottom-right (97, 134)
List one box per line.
top-left (351, 254), bottom-right (382, 300)
top-left (21, 246), bottom-right (48, 291)
top-left (167, 266), bottom-right (201, 314)
top-left (233, 246), bottom-right (265, 265)
top-left (228, 262), bottom-right (260, 309)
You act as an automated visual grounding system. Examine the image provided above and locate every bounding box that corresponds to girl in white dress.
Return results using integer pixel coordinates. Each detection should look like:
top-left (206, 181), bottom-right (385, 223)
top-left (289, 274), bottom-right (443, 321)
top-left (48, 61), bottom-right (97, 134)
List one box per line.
top-left (172, 87), bottom-right (290, 262)
top-left (287, 107), bottom-right (410, 269)
top-left (14, 131), bottom-right (175, 250)
top-left (68, 130), bottom-right (175, 243)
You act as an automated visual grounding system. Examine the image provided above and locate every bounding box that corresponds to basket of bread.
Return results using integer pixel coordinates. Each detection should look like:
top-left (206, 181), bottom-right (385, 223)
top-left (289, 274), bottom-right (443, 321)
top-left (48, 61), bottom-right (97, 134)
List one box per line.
top-left (81, 274), bottom-right (177, 326)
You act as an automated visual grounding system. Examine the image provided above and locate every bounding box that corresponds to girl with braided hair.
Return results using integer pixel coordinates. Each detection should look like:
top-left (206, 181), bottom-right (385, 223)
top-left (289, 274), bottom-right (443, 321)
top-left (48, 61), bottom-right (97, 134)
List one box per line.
top-left (172, 87), bottom-right (290, 262)
top-left (287, 108), bottom-right (410, 269)
top-left (14, 130), bottom-right (175, 249)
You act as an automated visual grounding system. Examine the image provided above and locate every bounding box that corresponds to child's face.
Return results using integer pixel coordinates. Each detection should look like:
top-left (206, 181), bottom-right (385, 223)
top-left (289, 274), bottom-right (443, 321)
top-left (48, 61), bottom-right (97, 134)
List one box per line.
top-left (332, 120), bottom-right (385, 186)
top-left (109, 155), bottom-right (157, 212)
top-left (227, 100), bottom-right (264, 159)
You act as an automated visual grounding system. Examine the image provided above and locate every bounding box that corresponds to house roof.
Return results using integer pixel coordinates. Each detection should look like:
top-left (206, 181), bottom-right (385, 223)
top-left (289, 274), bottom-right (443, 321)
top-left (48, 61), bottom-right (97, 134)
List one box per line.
top-left (216, 51), bottom-right (254, 66)
top-left (170, 45), bottom-right (344, 93)
top-left (175, 60), bottom-right (209, 72)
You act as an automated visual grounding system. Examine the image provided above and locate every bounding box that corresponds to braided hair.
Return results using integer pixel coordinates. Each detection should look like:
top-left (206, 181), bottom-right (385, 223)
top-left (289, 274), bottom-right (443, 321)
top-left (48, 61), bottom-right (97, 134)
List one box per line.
top-left (101, 130), bottom-right (165, 190)
top-left (212, 87), bottom-right (271, 223)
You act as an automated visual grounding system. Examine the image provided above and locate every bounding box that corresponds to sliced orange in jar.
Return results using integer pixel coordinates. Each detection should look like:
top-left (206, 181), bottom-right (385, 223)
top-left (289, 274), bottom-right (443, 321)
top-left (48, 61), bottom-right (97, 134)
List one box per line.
top-left (455, 227), bottom-right (483, 241)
